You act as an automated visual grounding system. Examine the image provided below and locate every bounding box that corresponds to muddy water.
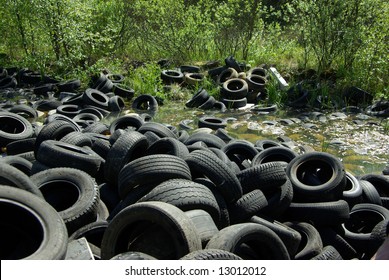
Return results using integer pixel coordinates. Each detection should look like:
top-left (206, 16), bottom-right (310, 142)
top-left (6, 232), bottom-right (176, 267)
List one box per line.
top-left (152, 102), bottom-right (389, 176)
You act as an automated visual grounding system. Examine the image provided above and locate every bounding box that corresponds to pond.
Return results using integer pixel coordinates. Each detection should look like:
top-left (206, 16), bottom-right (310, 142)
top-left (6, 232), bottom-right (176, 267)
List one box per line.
top-left (150, 101), bottom-right (389, 176)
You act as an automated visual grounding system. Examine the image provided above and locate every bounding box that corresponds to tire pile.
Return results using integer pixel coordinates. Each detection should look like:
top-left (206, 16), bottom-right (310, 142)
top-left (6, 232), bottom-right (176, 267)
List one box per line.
top-left (1, 66), bottom-right (389, 260)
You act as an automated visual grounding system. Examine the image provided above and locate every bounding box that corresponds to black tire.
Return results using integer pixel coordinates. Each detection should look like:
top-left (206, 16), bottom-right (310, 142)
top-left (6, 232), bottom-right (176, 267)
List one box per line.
top-left (0, 185), bottom-right (68, 259)
top-left (83, 88), bottom-right (110, 109)
top-left (36, 140), bottom-right (103, 176)
top-left (146, 137), bottom-right (189, 159)
top-left (216, 68), bottom-right (239, 85)
top-left (184, 132), bottom-right (226, 149)
top-left (161, 70), bottom-right (184, 85)
top-left (139, 179), bottom-right (221, 225)
top-left (5, 137), bottom-right (36, 155)
top-left (311, 245), bottom-right (343, 260)
top-left (34, 119), bottom-right (79, 156)
top-left (205, 223), bottom-right (290, 260)
top-left (0, 155), bottom-right (32, 176)
top-left (246, 74), bottom-right (267, 91)
top-left (0, 162), bottom-right (43, 198)
top-left (359, 174), bottom-right (389, 197)
top-left (260, 177), bottom-right (294, 219)
top-left (113, 84), bottom-right (135, 100)
top-left (104, 130), bottom-right (149, 184)
top-left (342, 172), bottom-right (363, 207)
top-left (108, 96), bottom-right (125, 112)
top-left (252, 146), bottom-right (298, 165)
top-left (250, 216), bottom-right (302, 258)
top-left (184, 209), bottom-right (219, 246)
top-left (286, 152), bottom-right (346, 202)
top-left (82, 122), bottom-right (109, 135)
top-left (285, 200), bottom-right (350, 227)
top-left (185, 150), bottom-right (242, 203)
top-left (132, 94), bottom-right (159, 111)
top-left (284, 221), bottom-right (323, 260)
top-left (342, 203), bottom-right (389, 257)
top-left (220, 78), bottom-right (248, 99)
top-left (236, 161), bottom-right (288, 194)
top-left (184, 73), bottom-right (205, 86)
top-left (60, 131), bottom-right (93, 147)
top-left (359, 179), bottom-right (382, 205)
top-left (198, 96), bottom-right (216, 110)
top-left (221, 97), bottom-right (247, 109)
top-left (44, 114), bottom-right (82, 133)
top-left (224, 56), bottom-right (242, 72)
top-left (254, 139), bottom-right (282, 150)
top-left (109, 114), bottom-right (144, 134)
top-left (137, 122), bottom-right (178, 139)
top-left (198, 117), bottom-right (227, 130)
top-left (30, 167), bottom-right (100, 235)
top-left (222, 140), bottom-right (259, 169)
top-left (228, 189), bottom-right (268, 224)
top-left (100, 201), bottom-right (202, 260)
top-left (180, 249), bottom-right (242, 260)
top-left (185, 88), bottom-right (210, 108)
top-left (9, 104), bottom-right (38, 120)
top-left (318, 227), bottom-right (358, 260)
top-left (57, 79), bottom-right (81, 92)
top-left (0, 111), bottom-right (34, 147)
top-left (56, 104), bottom-right (81, 118)
top-left (118, 154), bottom-right (192, 199)
top-left (68, 220), bottom-right (108, 248)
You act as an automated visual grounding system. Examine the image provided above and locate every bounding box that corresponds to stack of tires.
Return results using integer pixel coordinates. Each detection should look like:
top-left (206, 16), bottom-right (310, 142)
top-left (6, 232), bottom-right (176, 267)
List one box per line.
top-left (2, 102), bottom-right (389, 260)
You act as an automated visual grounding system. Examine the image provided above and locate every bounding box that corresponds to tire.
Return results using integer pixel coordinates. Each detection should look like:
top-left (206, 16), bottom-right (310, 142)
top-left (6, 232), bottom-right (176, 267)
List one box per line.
top-left (342, 172), bottom-right (363, 207)
top-left (118, 154), bottom-right (192, 199)
top-left (185, 88), bottom-right (210, 108)
top-left (137, 122), bottom-right (178, 139)
top-left (36, 140), bottom-right (103, 176)
top-left (185, 73), bottom-right (205, 86)
top-left (5, 137), bottom-right (36, 155)
top-left (0, 162), bottom-right (43, 198)
top-left (56, 104), bottom-right (81, 118)
top-left (161, 70), bottom-right (184, 85)
top-left (109, 114), bottom-right (144, 134)
top-left (57, 79), bottom-right (81, 92)
top-left (180, 249), bottom-right (242, 260)
top-left (184, 209), bottom-right (219, 246)
top-left (216, 68), bottom-right (239, 85)
top-left (68, 220), bottom-right (108, 248)
top-left (60, 131), bottom-right (93, 147)
top-left (311, 245), bottom-right (343, 260)
top-left (184, 132), bottom-right (226, 149)
top-left (108, 96), bottom-right (125, 112)
top-left (359, 174), bottom-right (389, 197)
top-left (146, 137), bottom-right (189, 159)
top-left (359, 179), bottom-right (382, 205)
top-left (222, 140), bottom-right (259, 169)
top-left (113, 84), bottom-right (135, 100)
top-left (318, 227), bottom-right (358, 260)
top-left (221, 97), bottom-right (247, 109)
top-left (198, 96), bottom-right (216, 110)
top-left (0, 185), bottom-right (68, 259)
top-left (342, 203), bottom-right (389, 257)
top-left (0, 155), bottom-right (32, 176)
top-left (250, 216), bottom-right (302, 258)
top-left (236, 161), bottom-right (288, 194)
top-left (30, 167), bottom-right (100, 235)
top-left (284, 221), bottom-right (323, 260)
top-left (286, 152), bottom-right (346, 202)
top-left (0, 111), bottom-right (34, 147)
top-left (185, 150), bottom-right (242, 203)
top-left (139, 179), bottom-right (221, 225)
top-left (44, 114), bottom-right (82, 133)
top-left (83, 88), bottom-right (110, 109)
top-left (205, 223), bottom-right (290, 260)
top-left (225, 56), bottom-right (242, 72)
top-left (132, 94), bottom-right (159, 111)
top-left (34, 119), bottom-right (79, 156)
top-left (104, 130), bottom-right (149, 185)
top-left (228, 189), bottom-right (268, 224)
top-left (246, 74), bottom-right (267, 91)
top-left (220, 78), bottom-right (248, 100)
top-left (252, 146), bottom-right (298, 165)
top-left (9, 104), bottom-right (38, 120)
top-left (100, 201), bottom-right (202, 260)
top-left (198, 117), bottom-right (227, 130)
top-left (254, 139), bottom-right (282, 150)
top-left (285, 200), bottom-right (350, 227)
